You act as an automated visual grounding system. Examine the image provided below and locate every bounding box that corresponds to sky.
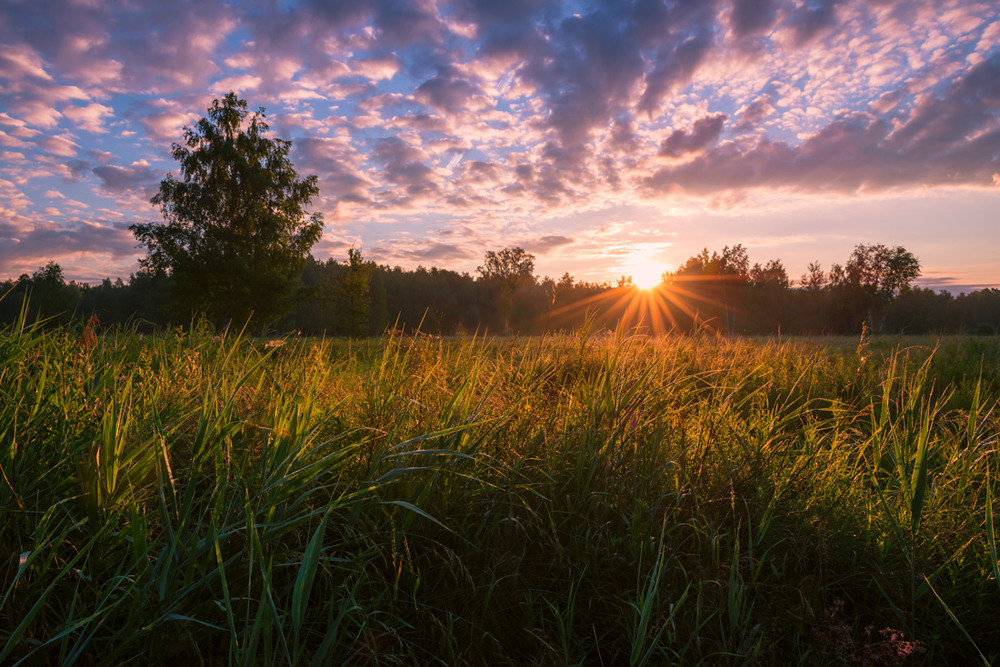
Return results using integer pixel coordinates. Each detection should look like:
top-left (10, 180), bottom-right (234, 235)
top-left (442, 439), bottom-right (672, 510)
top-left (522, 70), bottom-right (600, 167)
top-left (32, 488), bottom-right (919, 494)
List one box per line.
top-left (1, 0), bottom-right (998, 292)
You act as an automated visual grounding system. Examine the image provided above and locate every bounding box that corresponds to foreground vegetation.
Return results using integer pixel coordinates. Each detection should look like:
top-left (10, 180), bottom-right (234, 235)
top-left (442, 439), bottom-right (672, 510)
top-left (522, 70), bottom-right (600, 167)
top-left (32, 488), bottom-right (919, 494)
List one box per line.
top-left (2, 318), bottom-right (999, 664)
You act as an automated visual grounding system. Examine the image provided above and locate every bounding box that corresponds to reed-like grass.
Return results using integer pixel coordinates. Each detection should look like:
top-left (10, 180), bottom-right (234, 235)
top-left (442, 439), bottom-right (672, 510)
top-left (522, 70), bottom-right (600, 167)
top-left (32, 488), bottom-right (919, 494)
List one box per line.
top-left (1, 319), bottom-right (998, 664)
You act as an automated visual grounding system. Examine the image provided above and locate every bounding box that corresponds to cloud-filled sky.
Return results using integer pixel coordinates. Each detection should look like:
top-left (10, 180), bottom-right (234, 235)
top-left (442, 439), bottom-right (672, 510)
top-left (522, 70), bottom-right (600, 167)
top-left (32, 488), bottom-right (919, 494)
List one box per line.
top-left (1, 0), bottom-right (998, 292)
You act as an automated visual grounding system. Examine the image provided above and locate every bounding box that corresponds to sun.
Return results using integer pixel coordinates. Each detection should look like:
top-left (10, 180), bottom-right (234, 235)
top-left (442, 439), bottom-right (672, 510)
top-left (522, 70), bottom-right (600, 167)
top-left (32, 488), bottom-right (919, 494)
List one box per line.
top-left (629, 260), bottom-right (667, 290)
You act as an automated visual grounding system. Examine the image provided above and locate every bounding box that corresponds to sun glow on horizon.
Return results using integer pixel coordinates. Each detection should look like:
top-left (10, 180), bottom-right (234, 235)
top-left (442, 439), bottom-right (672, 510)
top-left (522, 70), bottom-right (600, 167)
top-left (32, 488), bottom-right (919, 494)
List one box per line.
top-left (629, 260), bottom-right (670, 290)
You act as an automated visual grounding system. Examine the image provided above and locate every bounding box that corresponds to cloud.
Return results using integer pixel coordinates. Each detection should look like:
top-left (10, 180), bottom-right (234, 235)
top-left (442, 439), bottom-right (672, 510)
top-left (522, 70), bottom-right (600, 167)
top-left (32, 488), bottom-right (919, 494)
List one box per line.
top-left (92, 161), bottom-right (159, 194)
top-left (125, 98), bottom-right (200, 145)
top-left (62, 103), bottom-right (114, 133)
top-left (0, 219), bottom-right (137, 267)
top-left (788, 0), bottom-right (844, 47)
top-left (1, 151), bottom-right (27, 164)
top-left (525, 8), bottom-right (649, 146)
top-left (659, 113), bottom-right (728, 157)
top-left (416, 68), bottom-right (485, 113)
top-left (109, 4), bottom-right (237, 92)
top-left (381, 240), bottom-right (477, 263)
top-left (295, 0), bottom-right (444, 48)
top-left (916, 270), bottom-right (994, 294)
top-left (522, 234), bottom-right (573, 252)
top-left (369, 0), bottom-right (445, 47)
top-left (0, 81), bottom-right (89, 129)
top-left (454, 0), bottom-right (547, 27)
top-left (638, 29), bottom-right (716, 117)
top-left (371, 136), bottom-right (439, 198)
top-left (458, 160), bottom-right (502, 184)
top-left (733, 96), bottom-right (775, 132)
top-left (730, 0), bottom-right (778, 38)
top-left (294, 136), bottom-right (373, 204)
top-left (211, 74), bottom-right (263, 94)
top-left (64, 159), bottom-right (91, 181)
top-left (644, 53), bottom-right (1000, 195)
top-left (0, 0), bottom-right (234, 94)
top-left (38, 134), bottom-right (81, 157)
top-left (605, 114), bottom-right (641, 153)
top-left (352, 53), bottom-right (401, 81)
top-left (0, 44), bottom-right (52, 81)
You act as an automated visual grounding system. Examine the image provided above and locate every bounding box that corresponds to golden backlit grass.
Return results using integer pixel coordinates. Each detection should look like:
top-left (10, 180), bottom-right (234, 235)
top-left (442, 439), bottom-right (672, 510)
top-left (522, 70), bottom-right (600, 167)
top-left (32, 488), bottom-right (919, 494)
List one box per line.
top-left (1, 318), bottom-right (998, 664)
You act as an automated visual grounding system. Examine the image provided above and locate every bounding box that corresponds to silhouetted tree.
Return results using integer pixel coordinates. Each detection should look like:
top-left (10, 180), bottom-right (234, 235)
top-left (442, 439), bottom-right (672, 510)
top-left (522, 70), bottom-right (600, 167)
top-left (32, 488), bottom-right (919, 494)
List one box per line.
top-left (130, 92), bottom-right (323, 329)
top-left (25, 262), bottom-right (76, 325)
top-left (953, 288), bottom-right (1000, 335)
top-left (845, 244), bottom-right (921, 300)
top-left (673, 244), bottom-right (750, 333)
top-left (750, 259), bottom-right (790, 289)
top-left (368, 266), bottom-right (389, 335)
top-left (885, 287), bottom-right (951, 334)
top-left (337, 247), bottom-right (372, 337)
top-left (747, 259), bottom-right (791, 332)
top-left (800, 261), bottom-right (826, 291)
top-left (554, 272), bottom-right (575, 309)
top-left (833, 244), bottom-right (921, 332)
top-left (477, 247), bottom-right (536, 334)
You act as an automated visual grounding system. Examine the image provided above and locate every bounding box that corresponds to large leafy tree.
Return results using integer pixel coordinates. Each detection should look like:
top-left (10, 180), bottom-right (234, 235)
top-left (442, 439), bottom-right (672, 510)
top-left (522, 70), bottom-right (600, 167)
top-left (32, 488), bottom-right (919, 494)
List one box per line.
top-left (130, 92), bottom-right (323, 327)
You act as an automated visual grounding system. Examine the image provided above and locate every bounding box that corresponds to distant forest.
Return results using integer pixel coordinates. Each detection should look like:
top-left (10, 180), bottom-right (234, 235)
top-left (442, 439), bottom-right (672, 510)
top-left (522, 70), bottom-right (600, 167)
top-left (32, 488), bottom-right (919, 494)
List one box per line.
top-left (2, 242), bottom-right (999, 337)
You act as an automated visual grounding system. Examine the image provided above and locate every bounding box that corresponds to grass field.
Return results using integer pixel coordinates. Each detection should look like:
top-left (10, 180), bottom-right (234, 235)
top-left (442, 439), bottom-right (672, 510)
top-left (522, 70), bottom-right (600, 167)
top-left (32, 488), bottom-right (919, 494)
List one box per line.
top-left (2, 318), bottom-right (999, 664)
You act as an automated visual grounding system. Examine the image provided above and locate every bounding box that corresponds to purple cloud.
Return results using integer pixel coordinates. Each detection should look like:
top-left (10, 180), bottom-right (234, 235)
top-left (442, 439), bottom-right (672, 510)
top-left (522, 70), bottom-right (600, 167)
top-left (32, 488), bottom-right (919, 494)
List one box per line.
top-left (416, 68), bottom-right (484, 113)
top-left (733, 96), bottom-right (775, 132)
top-left (788, 0), bottom-right (844, 47)
top-left (645, 53), bottom-right (1000, 194)
top-left (390, 241), bottom-right (477, 262)
top-left (460, 160), bottom-right (502, 184)
top-left (371, 136), bottom-right (440, 201)
top-left (523, 235), bottom-right (573, 252)
top-left (730, 0), bottom-right (778, 38)
top-left (92, 162), bottom-right (160, 194)
top-left (0, 219), bottom-right (136, 266)
top-left (638, 30), bottom-right (716, 117)
top-left (659, 114), bottom-right (728, 157)
top-left (294, 137), bottom-right (373, 204)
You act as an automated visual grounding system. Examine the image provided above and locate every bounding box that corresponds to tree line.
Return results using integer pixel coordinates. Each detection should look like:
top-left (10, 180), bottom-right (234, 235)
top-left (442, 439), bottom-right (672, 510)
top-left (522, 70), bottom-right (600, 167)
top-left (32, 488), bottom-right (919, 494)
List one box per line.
top-left (3, 93), bottom-right (997, 337)
top-left (4, 244), bottom-right (1000, 337)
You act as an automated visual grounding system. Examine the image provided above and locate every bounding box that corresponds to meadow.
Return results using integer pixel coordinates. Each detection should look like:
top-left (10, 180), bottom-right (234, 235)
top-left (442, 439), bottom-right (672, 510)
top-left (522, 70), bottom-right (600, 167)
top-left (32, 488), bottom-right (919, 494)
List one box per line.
top-left (1, 317), bottom-right (999, 665)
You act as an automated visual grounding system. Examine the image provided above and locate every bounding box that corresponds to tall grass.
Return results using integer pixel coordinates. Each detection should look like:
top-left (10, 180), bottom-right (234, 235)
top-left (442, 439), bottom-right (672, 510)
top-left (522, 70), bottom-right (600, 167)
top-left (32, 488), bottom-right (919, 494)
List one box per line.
top-left (1, 320), bottom-right (998, 664)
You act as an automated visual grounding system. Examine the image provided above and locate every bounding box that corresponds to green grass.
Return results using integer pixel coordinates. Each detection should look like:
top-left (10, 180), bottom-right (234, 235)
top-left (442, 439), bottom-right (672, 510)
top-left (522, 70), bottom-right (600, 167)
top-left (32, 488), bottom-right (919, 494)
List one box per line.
top-left (1, 320), bottom-right (998, 664)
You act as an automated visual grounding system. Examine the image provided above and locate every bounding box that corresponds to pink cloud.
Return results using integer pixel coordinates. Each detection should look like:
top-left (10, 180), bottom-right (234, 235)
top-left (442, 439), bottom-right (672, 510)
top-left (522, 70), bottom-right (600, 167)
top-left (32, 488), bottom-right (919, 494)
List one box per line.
top-left (62, 103), bottom-right (114, 133)
top-left (38, 134), bottom-right (81, 157)
top-left (352, 53), bottom-right (401, 81)
top-left (126, 98), bottom-right (200, 145)
top-left (0, 44), bottom-right (52, 81)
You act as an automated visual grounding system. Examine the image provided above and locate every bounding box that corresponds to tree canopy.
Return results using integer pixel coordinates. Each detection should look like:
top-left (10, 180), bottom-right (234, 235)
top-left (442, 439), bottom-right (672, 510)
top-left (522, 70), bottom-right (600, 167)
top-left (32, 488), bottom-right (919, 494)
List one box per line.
top-left (840, 244), bottom-right (921, 300)
top-left (477, 247), bottom-right (536, 287)
top-left (130, 92), bottom-right (323, 327)
top-left (477, 247), bottom-right (536, 333)
top-left (675, 244), bottom-right (750, 280)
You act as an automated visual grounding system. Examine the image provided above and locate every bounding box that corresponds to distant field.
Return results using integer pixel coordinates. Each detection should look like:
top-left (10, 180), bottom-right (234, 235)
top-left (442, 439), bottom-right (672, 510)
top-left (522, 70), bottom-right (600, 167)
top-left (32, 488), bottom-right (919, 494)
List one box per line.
top-left (2, 323), bottom-right (999, 664)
